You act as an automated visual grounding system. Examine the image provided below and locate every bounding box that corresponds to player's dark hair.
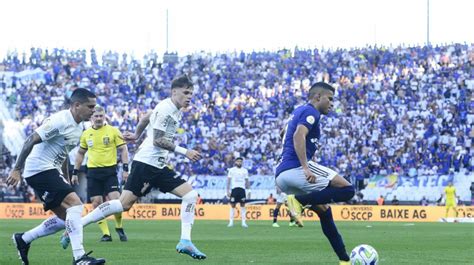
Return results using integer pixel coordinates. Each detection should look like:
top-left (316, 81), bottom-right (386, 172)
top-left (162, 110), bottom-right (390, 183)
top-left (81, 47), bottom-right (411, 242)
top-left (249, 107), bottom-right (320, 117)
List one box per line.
top-left (171, 75), bottom-right (193, 90)
top-left (70, 88), bottom-right (96, 104)
top-left (308, 82), bottom-right (335, 99)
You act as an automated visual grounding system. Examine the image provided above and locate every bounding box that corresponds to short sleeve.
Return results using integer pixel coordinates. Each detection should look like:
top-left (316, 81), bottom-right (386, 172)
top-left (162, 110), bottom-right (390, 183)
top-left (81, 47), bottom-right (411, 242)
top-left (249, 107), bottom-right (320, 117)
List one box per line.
top-left (297, 107), bottom-right (320, 130)
top-left (36, 115), bottom-right (64, 141)
top-left (114, 127), bottom-right (126, 147)
top-left (79, 131), bottom-right (88, 149)
top-left (152, 111), bottom-right (169, 131)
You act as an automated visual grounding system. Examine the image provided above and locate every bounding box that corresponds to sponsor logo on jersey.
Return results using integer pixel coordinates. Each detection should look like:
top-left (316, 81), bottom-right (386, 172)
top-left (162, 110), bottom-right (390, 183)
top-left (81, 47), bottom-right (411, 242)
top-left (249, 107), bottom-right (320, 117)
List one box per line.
top-left (45, 128), bottom-right (59, 138)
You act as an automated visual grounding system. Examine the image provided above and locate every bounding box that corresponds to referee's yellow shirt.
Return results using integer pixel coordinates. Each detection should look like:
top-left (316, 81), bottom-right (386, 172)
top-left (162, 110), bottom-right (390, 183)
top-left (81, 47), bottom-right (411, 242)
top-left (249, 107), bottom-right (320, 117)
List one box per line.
top-left (80, 124), bottom-right (125, 168)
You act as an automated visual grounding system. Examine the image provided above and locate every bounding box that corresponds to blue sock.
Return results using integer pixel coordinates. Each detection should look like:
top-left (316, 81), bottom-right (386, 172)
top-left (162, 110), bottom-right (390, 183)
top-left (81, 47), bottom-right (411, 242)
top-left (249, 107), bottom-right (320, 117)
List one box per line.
top-left (295, 186), bottom-right (355, 207)
top-left (273, 207), bottom-right (280, 223)
top-left (317, 207), bottom-right (350, 261)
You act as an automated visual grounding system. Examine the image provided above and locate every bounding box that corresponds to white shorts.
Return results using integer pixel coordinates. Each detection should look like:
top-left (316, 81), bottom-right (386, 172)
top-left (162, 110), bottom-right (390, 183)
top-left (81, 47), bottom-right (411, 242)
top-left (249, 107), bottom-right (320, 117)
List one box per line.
top-left (276, 161), bottom-right (338, 195)
top-left (276, 192), bottom-right (287, 204)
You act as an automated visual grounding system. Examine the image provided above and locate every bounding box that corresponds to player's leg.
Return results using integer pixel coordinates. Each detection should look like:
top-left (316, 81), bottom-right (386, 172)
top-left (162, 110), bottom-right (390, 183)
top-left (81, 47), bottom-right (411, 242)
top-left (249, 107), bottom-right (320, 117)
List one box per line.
top-left (19, 171), bottom-right (68, 246)
top-left (228, 202), bottom-right (236, 227)
top-left (276, 168), bottom-right (307, 227)
top-left (240, 201), bottom-right (248, 227)
top-left (59, 192), bottom-right (106, 264)
top-left (14, 170), bottom-right (105, 264)
top-left (107, 190), bottom-right (128, 241)
top-left (293, 163), bottom-right (355, 208)
top-left (81, 190), bottom-right (136, 228)
top-left (239, 188), bottom-right (248, 227)
top-left (81, 162), bottom-right (156, 227)
top-left (273, 203), bottom-right (282, 227)
top-left (14, 213), bottom-right (65, 264)
top-left (91, 195), bottom-right (111, 241)
top-left (445, 205), bottom-right (450, 218)
top-left (453, 206), bottom-right (458, 217)
top-left (171, 183), bottom-right (206, 260)
top-left (311, 205), bottom-right (350, 263)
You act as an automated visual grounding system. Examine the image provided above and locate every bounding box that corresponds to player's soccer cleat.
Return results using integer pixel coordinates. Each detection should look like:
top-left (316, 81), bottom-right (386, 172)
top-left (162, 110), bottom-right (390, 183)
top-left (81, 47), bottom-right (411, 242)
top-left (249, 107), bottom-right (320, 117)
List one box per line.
top-left (176, 239), bottom-right (207, 260)
top-left (100, 235), bottom-right (112, 242)
top-left (12, 233), bottom-right (30, 265)
top-left (60, 233), bottom-right (70, 249)
top-left (339, 260), bottom-right (350, 265)
top-left (115, 228), bottom-right (128, 242)
top-left (289, 221), bottom-right (297, 227)
top-left (242, 222), bottom-right (248, 228)
top-left (72, 251), bottom-right (106, 264)
top-left (227, 222), bottom-right (233, 227)
top-left (286, 195), bottom-right (304, 227)
top-left (272, 223), bottom-right (280, 228)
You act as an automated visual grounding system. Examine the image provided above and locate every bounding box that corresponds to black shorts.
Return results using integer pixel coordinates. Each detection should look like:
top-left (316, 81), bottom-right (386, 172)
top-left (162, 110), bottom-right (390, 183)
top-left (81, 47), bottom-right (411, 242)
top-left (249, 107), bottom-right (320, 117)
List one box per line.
top-left (87, 166), bottom-right (119, 198)
top-left (124, 161), bottom-right (186, 197)
top-left (230, 187), bottom-right (246, 203)
top-left (25, 169), bottom-right (75, 211)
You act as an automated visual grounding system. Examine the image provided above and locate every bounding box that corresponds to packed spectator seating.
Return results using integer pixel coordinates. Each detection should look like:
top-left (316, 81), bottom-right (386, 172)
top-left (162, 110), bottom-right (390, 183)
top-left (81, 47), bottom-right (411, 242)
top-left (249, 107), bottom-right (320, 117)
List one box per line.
top-left (0, 44), bottom-right (473, 202)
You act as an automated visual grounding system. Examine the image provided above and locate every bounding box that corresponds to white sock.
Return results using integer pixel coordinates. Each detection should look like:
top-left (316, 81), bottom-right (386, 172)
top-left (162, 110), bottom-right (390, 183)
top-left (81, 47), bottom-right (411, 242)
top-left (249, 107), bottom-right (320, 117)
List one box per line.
top-left (66, 205), bottom-right (85, 260)
top-left (180, 190), bottom-right (197, 241)
top-left (81, 199), bottom-right (123, 227)
top-left (22, 216), bottom-right (65, 244)
top-left (241, 207), bottom-right (247, 223)
top-left (229, 207), bottom-right (234, 223)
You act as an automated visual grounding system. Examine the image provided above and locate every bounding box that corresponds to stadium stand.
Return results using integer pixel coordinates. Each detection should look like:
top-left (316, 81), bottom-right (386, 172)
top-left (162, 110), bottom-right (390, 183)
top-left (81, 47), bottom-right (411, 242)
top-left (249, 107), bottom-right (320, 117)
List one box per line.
top-left (0, 44), bottom-right (473, 203)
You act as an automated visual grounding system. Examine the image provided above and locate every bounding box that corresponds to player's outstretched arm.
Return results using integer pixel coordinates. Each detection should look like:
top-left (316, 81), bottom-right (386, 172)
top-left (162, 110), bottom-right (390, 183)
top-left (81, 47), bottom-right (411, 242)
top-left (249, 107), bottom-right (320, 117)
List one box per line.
top-left (6, 132), bottom-right (42, 186)
top-left (153, 129), bottom-right (202, 162)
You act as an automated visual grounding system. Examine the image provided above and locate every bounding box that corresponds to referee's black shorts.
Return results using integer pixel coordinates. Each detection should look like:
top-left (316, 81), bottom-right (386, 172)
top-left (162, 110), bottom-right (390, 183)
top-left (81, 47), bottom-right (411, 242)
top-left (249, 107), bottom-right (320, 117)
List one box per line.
top-left (86, 165), bottom-right (119, 198)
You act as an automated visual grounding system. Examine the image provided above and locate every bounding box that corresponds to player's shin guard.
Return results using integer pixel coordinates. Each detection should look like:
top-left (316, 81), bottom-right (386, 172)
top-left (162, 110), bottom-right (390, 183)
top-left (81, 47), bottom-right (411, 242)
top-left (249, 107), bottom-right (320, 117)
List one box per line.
top-left (82, 200), bottom-right (124, 227)
top-left (22, 216), bottom-right (65, 244)
top-left (66, 205), bottom-right (85, 260)
top-left (296, 186), bottom-right (355, 206)
top-left (317, 207), bottom-right (350, 262)
top-left (181, 190), bottom-right (197, 240)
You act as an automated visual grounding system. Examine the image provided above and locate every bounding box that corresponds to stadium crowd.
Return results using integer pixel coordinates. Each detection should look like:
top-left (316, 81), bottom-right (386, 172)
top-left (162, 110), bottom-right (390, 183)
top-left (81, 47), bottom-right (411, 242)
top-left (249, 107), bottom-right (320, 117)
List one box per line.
top-left (0, 44), bottom-right (473, 201)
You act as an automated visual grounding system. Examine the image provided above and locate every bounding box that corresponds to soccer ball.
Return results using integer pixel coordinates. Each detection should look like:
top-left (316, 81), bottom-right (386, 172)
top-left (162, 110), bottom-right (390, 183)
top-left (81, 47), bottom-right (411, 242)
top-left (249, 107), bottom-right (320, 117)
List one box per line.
top-left (350, 244), bottom-right (379, 265)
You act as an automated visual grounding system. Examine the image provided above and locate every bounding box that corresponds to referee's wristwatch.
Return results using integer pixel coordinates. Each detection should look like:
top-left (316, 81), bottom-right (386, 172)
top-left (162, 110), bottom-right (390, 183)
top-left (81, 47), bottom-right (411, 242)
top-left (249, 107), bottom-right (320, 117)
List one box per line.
top-left (72, 169), bottom-right (79, 176)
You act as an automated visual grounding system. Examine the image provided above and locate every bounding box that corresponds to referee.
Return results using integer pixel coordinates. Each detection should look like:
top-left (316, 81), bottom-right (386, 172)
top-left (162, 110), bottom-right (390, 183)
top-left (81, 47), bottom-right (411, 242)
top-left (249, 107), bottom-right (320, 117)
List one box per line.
top-left (72, 105), bottom-right (129, 242)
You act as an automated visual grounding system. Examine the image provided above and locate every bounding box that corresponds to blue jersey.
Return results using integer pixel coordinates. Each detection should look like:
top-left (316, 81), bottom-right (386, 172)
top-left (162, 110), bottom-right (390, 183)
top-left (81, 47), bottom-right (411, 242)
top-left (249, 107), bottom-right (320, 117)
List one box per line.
top-left (275, 104), bottom-right (321, 176)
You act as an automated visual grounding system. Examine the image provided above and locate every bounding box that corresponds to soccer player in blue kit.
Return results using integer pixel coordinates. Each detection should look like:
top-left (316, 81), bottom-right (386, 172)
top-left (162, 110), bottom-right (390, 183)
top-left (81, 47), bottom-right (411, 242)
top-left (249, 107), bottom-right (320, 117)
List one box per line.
top-left (275, 82), bottom-right (355, 265)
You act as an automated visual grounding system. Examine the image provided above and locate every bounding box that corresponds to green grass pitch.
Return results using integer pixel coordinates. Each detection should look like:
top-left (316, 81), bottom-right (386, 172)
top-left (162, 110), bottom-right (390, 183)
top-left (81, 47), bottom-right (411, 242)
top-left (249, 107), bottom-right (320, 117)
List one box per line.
top-left (1, 220), bottom-right (473, 264)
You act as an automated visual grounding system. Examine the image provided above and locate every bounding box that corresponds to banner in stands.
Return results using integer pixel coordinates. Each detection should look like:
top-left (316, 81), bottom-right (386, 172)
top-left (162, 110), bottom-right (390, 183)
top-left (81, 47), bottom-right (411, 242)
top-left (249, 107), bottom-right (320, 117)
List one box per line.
top-left (1, 203), bottom-right (473, 222)
top-left (186, 175), bottom-right (275, 190)
top-left (0, 68), bottom-right (45, 87)
top-left (366, 174), bottom-right (453, 189)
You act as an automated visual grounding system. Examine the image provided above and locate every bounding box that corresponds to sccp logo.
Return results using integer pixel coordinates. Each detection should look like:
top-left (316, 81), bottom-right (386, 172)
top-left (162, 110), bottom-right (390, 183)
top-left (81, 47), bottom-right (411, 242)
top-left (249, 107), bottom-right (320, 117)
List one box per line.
top-left (5, 205), bottom-right (25, 219)
top-left (340, 207), bottom-right (373, 221)
top-left (128, 207), bottom-right (157, 219)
